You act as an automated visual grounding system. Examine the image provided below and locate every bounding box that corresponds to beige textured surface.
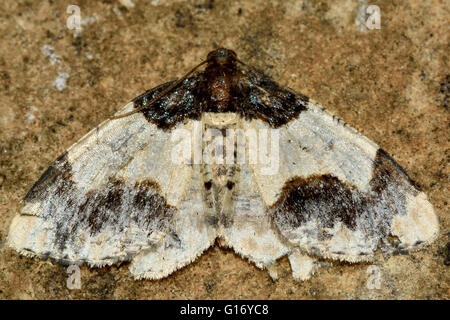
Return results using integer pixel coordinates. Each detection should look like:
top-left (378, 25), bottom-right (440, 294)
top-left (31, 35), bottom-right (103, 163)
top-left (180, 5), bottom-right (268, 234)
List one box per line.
top-left (0, 0), bottom-right (448, 299)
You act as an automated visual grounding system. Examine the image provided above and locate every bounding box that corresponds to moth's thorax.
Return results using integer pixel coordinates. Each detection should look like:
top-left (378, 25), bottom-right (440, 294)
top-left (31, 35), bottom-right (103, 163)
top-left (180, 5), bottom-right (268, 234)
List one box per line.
top-left (205, 65), bottom-right (240, 112)
top-left (204, 49), bottom-right (242, 112)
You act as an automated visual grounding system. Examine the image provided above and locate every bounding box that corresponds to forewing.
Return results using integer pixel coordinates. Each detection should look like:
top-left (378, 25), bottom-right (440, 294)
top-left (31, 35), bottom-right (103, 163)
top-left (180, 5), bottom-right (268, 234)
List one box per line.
top-left (243, 90), bottom-right (439, 262)
top-left (8, 83), bottom-right (215, 269)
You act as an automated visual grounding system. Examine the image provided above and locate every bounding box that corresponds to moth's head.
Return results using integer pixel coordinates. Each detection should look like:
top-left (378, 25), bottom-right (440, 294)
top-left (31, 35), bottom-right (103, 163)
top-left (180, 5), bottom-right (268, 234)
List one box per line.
top-left (207, 48), bottom-right (237, 66)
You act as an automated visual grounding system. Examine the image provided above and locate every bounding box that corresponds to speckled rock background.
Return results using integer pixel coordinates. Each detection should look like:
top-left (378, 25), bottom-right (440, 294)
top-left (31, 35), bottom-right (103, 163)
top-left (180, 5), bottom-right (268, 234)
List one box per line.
top-left (0, 0), bottom-right (448, 299)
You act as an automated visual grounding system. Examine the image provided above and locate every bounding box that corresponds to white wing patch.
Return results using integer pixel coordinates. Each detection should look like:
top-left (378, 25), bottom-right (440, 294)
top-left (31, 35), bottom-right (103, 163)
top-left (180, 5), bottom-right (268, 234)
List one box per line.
top-left (266, 108), bottom-right (438, 263)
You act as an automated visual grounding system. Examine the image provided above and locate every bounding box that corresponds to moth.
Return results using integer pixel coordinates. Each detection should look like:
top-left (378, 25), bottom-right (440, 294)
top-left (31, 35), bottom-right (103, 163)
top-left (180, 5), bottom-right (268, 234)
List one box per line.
top-left (8, 48), bottom-right (439, 281)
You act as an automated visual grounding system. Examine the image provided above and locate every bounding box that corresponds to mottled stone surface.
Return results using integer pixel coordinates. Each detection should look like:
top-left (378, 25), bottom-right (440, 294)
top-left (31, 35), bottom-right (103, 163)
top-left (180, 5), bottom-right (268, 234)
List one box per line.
top-left (0, 0), bottom-right (448, 299)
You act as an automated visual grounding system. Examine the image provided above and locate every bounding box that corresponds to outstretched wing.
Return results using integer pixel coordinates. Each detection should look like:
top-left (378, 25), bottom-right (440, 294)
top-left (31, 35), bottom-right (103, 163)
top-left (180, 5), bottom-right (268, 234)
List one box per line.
top-left (8, 80), bottom-right (216, 274)
top-left (240, 71), bottom-right (439, 263)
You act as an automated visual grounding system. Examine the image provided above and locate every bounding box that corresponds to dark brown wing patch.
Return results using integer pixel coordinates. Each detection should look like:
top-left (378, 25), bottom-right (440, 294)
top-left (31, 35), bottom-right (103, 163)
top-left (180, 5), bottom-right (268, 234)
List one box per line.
top-left (21, 154), bottom-right (174, 260)
top-left (133, 78), bottom-right (205, 130)
top-left (236, 68), bottom-right (309, 127)
top-left (51, 177), bottom-right (174, 253)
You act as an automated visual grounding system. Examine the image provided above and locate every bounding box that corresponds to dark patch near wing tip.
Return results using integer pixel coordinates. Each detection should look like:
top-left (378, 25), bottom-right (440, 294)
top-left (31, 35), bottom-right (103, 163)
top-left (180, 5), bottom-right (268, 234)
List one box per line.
top-left (24, 151), bottom-right (70, 202)
top-left (133, 48), bottom-right (309, 129)
top-left (55, 151), bottom-right (68, 163)
top-left (374, 148), bottom-right (421, 192)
